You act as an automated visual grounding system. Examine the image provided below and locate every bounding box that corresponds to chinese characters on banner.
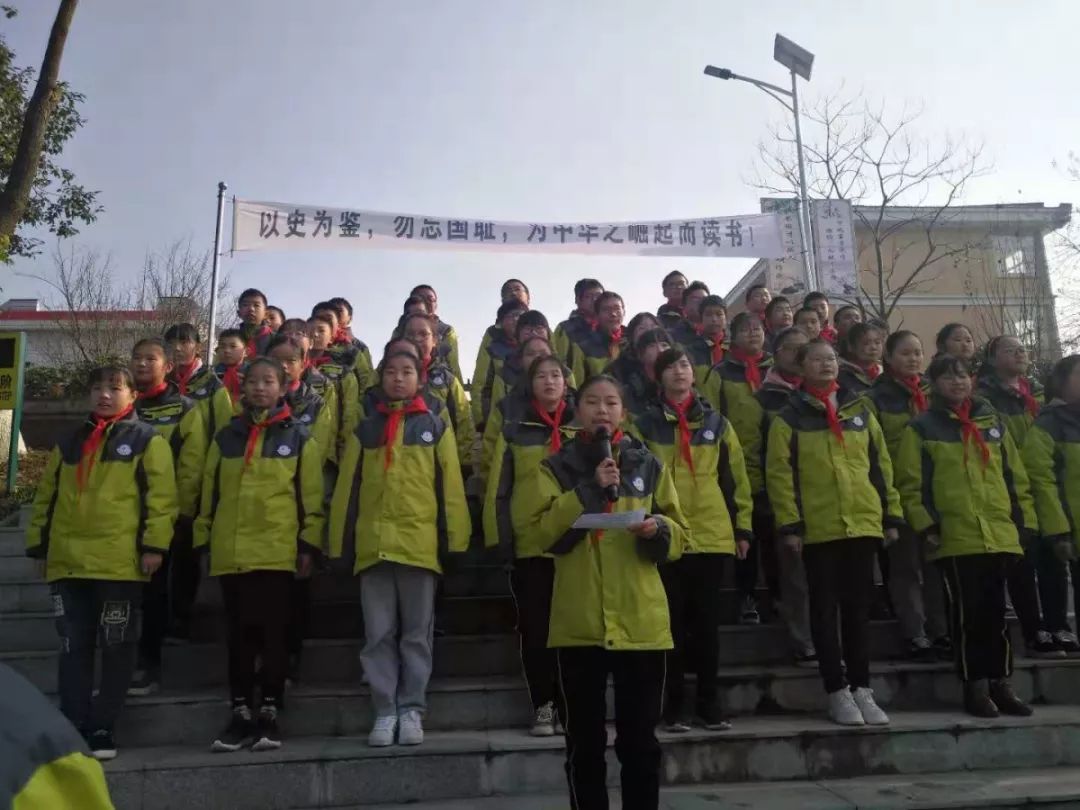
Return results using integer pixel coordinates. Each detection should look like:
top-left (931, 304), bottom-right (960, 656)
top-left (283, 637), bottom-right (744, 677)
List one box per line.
top-left (811, 199), bottom-right (858, 297)
top-left (760, 198), bottom-right (808, 296)
top-left (231, 199), bottom-right (788, 260)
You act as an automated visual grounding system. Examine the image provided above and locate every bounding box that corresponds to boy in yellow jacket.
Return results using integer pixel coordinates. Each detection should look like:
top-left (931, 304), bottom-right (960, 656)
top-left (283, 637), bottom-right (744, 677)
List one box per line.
top-left (331, 350), bottom-right (470, 748)
top-left (27, 365), bottom-right (178, 761)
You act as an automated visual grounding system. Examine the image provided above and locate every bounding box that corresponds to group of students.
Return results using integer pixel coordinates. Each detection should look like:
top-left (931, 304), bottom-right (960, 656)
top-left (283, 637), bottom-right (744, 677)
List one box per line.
top-left (25, 272), bottom-right (1080, 810)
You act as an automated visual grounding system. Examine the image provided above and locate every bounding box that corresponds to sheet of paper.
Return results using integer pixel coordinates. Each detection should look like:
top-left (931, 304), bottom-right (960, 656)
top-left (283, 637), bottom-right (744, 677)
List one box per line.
top-left (572, 509), bottom-right (646, 530)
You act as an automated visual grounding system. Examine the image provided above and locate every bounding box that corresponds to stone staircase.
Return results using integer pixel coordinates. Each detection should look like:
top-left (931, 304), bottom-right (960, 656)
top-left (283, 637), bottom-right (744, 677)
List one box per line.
top-left (4, 514), bottom-right (1080, 808)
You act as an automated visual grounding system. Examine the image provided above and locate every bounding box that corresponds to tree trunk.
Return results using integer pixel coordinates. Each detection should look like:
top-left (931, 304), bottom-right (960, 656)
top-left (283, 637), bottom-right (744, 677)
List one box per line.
top-left (0, 0), bottom-right (79, 248)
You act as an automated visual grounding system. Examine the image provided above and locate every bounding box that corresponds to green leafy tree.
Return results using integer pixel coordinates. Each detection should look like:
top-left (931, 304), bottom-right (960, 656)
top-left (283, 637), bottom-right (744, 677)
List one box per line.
top-left (0, 0), bottom-right (98, 262)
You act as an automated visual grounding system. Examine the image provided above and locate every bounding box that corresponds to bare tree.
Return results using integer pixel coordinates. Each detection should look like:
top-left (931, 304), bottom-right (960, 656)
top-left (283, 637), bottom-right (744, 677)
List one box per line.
top-left (21, 238), bottom-right (230, 366)
top-left (753, 92), bottom-right (990, 322)
top-left (0, 0), bottom-right (79, 257)
top-left (1053, 151), bottom-right (1080, 353)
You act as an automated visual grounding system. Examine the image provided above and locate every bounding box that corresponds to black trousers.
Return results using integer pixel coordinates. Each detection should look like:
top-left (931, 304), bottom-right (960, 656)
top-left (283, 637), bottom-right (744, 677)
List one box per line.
top-left (53, 578), bottom-right (142, 733)
top-left (1007, 547), bottom-right (1047, 641)
top-left (1031, 541), bottom-right (1072, 635)
top-left (287, 577), bottom-right (311, 660)
top-left (752, 497), bottom-right (781, 602)
top-left (220, 571), bottom-right (293, 707)
top-left (659, 553), bottom-right (728, 717)
top-left (802, 537), bottom-right (875, 693)
top-left (138, 520), bottom-right (198, 671)
top-left (939, 553), bottom-right (1015, 682)
top-left (168, 519), bottom-right (201, 631)
top-left (509, 556), bottom-right (559, 711)
top-left (555, 647), bottom-right (665, 810)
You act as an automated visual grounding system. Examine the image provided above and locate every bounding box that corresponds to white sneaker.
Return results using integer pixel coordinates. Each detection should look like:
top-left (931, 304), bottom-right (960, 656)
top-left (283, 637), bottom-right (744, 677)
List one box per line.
top-left (852, 687), bottom-right (890, 725)
top-left (368, 715), bottom-right (397, 747)
top-left (827, 688), bottom-right (866, 726)
top-left (398, 710), bottom-right (424, 745)
top-left (530, 701), bottom-right (555, 737)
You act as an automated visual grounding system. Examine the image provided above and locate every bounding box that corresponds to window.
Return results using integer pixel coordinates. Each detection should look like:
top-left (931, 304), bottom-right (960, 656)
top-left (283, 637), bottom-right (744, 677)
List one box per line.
top-left (993, 234), bottom-right (1035, 276)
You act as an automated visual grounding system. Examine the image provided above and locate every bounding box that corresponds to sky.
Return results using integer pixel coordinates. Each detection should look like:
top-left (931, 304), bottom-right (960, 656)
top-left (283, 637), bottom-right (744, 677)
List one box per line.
top-left (4, 0), bottom-right (1079, 375)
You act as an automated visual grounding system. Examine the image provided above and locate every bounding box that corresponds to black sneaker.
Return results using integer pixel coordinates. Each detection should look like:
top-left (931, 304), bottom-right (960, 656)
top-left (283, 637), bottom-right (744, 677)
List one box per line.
top-left (739, 596), bottom-right (760, 625)
top-left (989, 678), bottom-right (1033, 717)
top-left (86, 729), bottom-right (117, 761)
top-left (251, 704), bottom-right (282, 751)
top-left (1027, 630), bottom-right (1067, 659)
top-left (963, 680), bottom-right (999, 719)
top-left (793, 650), bottom-right (818, 668)
top-left (1052, 630), bottom-right (1080, 656)
top-left (906, 637), bottom-right (938, 663)
top-left (663, 712), bottom-right (692, 733)
top-left (212, 705), bottom-right (255, 753)
top-left (126, 668), bottom-right (160, 697)
top-left (695, 704), bottom-right (733, 731)
top-left (286, 654), bottom-right (301, 687)
top-left (931, 636), bottom-right (954, 662)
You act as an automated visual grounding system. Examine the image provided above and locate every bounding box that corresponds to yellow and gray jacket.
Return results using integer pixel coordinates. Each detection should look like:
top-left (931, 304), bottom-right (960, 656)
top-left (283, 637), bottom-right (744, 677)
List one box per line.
top-left (195, 405), bottom-right (326, 575)
top-left (605, 353), bottom-right (659, 423)
top-left (766, 389), bottom-right (903, 544)
top-left (895, 397), bottom-right (1036, 560)
top-left (284, 379), bottom-right (338, 465)
top-left (330, 392), bottom-right (471, 575)
top-left (483, 392), bottom-right (578, 559)
top-left (176, 363), bottom-right (235, 444)
top-left (424, 360), bottom-right (475, 465)
top-left (135, 382), bottom-right (207, 519)
top-left (27, 413), bottom-right (178, 582)
top-left (552, 312), bottom-right (592, 376)
top-left (977, 369), bottom-right (1044, 449)
top-left (703, 355), bottom-right (774, 493)
top-left (1024, 401), bottom-right (1080, 552)
top-left (435, 319), bottom-right (463, 381)
top-left (471, 325), bottom-right (518, 427)
top-left (577, 327), bottom-right (624, 381)
top-left (527, 433), bottom-right (689, 650)
top-left (0, 663), bottom-right (115, 809)
top-left (863, 373), bottom-right (930, 461)
top-left (632, 395), bottom-right (752, 554)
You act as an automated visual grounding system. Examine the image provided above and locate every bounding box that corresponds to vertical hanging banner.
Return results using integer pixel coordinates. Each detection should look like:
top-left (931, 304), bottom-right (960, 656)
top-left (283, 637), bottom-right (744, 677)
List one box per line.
top-left (760, 197), bottom-right (808, 296)
top-left (811, 199), bottom-right (859, 297)
top-left (231, 199), bottom-right (787, 259)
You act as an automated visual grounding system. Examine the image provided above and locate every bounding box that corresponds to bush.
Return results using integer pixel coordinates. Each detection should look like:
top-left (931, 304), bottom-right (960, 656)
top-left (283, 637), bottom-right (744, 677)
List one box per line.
top-left (25, 357), bottom-right (126, 400)
top-left (0, 448), bottom-right (51, 521)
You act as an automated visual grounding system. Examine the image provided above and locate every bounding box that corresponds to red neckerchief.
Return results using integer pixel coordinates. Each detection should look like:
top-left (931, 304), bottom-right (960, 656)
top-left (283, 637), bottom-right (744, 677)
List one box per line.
top-left (579, 429), bottom-right (624, 543)
top-left (222, 364), bottom-right (242, 402)
top-left (375, 396), bottom-right (429, 470)
top-left (173, 360), bottom-right (201, 396)
top-left (820, 324), bottom-right (838, 344)
top-left (136, 381), bottom-right (169, 402)
top-left (310, 353), bottom-right (333, 368)
top-left (77, 404), bottom-right (135, 492)
top-left (730, 347), bottom-right (763, 391)
top-left (287, 379), bottom-right (302, 393)
top-left (245, 324), bottom-right (270, 359)
top-left (889, 369), bottom-right (927, 414)
top-left (665, 395), bottom-right (696, 474)
top-left (243, 405), bottom-right (291, 466)
top-left (532, 399), bottom-right (567, 454)
top-left (333, 327), bottom-right (350, 345)
top-left (805, 381), bottom-right (844, 446)
top-left (863, 362), bottom-right (883, 380)
top-left (696, 326), bottom-right (726, 364)
top-left (606, 326), bottom-right (624, 359)
top-left (422, 355), bottom-right (433, 383)
top-left (779, 370), bottom-right (803, 387)
top-left (952, 399), bottom-right (990, 468)
top-left (1015, 378), bottom-right (1040, 419)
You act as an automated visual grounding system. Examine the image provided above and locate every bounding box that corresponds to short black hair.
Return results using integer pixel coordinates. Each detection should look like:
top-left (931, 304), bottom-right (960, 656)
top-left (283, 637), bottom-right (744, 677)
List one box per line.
top-left (699, 295), bottom-right (726, 314)
top-left (266, 334), bottom-right (306, 359)
top-left (1047, 354), bottom-right (1080, 401)
top-left (500, 278), bottom-right (530, 298)
top-left (633, 327), bottom-right (670, 355)
top-left (307, 313), bottom-right (335, 329)
top-left (794, 307), bottom-right (820, 323)
top-left (927, 353), bottom-right (973, 381)
top-left (834, 304), bottom-right (861, 323)
top-left (764, 296), bottom-right (791, 318)
top-left (653, 346), bottom-right (689, 382)
top-left (885, 330), bottom-right (921, 357)
top-left (328, 297), bottom-right (353, 317)
top-left (218, 328), bottom-right (244, 343)
top-left (729, 312), bottom-right (761, 339)
top-left (280, 318), bottom-right (308, 335)
top-left (164, 323), bottom-right (200, 343)
top-left (245, 357), bottom-right (286, 386)
top-left (266, 305), bottom-right (285, 321)
top-left (934, 322), bottom-right (972, 354)
top-left (662, 270), bottom-right (687, 287)
top-left (238, 288), bottom-right (267, 307)
top-left (88, 365), bottom-right (136, 391)
top-left (745, 283), bottom-right (768, 303)
top-left (382, 337), bottom-right (422, 361)
top-left (803, 291), bottom-right (828, 305)
top-left (497, 299), bottom-right (528, 322)
top-left (310, 301), bottom-right (338, 319)
top-left (410, 284), bottom-right (435, 297)
top-left (132, 337), bottom-right (167, 355)
top-left (577, 373), bottom-right (626, 404)
top-left (847, 320), bottom-right (887, 347)
top-left (772, 326), bottom-right (809, 352)
top-left (402, 295), bottom-right (432, 314)
top-left (681, 281), bottom-right (710, 305)
top-left (515, 310), bottom-right (550, 341)
top-left (379, 350), bottom-right (423, 380)
top-left (574, 278), bottom-right (604, 299)
top-left (795, 337), bottom-right (835, 366)
top-left (594, 291), bottom-right (625, 314)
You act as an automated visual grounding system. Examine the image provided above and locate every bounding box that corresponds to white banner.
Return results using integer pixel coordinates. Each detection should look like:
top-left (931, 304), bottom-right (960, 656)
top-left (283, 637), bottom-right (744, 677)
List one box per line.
top-left (811, 199), bottom-right (859, 297)
top-left (231, 199), bottom-right (786, 259)
top-left (760, 197), bottom-right (809, 296)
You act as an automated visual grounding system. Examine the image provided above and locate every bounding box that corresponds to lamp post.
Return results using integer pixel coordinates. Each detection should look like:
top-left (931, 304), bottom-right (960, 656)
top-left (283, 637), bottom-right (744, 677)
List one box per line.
top-left (705, 34), bottom-right (818, 291)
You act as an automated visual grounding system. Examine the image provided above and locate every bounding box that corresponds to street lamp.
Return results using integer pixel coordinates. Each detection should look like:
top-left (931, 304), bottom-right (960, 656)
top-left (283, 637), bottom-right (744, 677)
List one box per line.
top-left (705, 34), bottom-right (818, 291)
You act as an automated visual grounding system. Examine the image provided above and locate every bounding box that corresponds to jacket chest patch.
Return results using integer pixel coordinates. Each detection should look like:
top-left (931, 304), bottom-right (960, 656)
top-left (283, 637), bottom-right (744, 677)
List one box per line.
top-left (430, 373), bottom-right (445, 387)
top-left (849, 416), bottom-right (864, 428)
top-left (702, 429), bottom-right (716, 442)
top-left (420, 431), bottom-right (434, 444)
top-left (276, 444), bottom-right (294, 457)
top-left (116, 444), bottom-right (133, 457)
top-left (632, 476), bottom-right (645, 493)
top-left (988, 427), bottom-right (1001, 440)
top-left (299, 413), bottom-right (313, 423)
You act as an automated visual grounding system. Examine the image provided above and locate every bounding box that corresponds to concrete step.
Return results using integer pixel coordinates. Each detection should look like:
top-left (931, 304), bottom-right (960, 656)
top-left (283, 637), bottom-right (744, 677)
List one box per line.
top-left (101, 708), bottom-right (1080, 809)
top-left (2, 634), bottom-right (522, 691)
top-left (46, 658), bottom-right (1080, 749)
top-left (0, 555), bottom-right (37, 580)
top-left (0, 527), bottom-right (25, 556)
top-left (354, 767), bottom-right (1080, 809)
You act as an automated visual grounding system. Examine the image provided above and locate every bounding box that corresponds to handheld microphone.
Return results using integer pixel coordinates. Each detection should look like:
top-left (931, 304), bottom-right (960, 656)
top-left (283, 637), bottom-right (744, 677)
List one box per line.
top-left (595, 426), bottom-right (620, 503)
